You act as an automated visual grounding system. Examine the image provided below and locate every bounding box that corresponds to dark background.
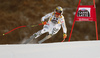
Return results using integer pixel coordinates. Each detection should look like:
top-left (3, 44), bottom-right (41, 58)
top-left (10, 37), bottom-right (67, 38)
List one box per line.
top-left (0, 0), bottom-right (99, 44)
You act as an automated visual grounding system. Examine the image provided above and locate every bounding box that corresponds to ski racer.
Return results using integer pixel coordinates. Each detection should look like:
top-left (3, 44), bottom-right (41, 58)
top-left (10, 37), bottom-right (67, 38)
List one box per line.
top-left (25, 6), bottom-right (67, 44)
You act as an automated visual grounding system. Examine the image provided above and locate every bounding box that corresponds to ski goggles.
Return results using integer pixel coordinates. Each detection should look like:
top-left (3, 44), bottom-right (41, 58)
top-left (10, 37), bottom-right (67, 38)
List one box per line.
top-left (55, 12), bottom-right (61, 15)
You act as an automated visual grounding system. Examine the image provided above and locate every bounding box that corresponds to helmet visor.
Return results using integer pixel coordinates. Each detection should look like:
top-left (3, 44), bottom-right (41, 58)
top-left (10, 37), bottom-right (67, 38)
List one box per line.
top-left (56, 9), bottom-right (62, 13)
top-left (55, 9), bottom-right (62, 15)
top-left (55, 12), bottom-right (61, 15)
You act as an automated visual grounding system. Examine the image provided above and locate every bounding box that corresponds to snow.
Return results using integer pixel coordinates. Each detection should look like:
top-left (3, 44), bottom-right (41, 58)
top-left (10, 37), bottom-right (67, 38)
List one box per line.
top-left (0, 41), bottom-right (100, 58)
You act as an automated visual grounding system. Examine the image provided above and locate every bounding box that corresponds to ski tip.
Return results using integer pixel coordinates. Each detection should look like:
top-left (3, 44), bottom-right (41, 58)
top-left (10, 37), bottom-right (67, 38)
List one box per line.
top-left (3, 34), bottom-right (5, 36)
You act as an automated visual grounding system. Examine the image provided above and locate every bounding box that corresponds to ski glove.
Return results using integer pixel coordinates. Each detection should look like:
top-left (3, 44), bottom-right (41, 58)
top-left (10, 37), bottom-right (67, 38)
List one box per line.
top-left (62, 33), bottom-right (67, 42)
top-left (42, 21), bottom-right (47, 25)
top-left (63, 33), bottom-right (67, 39)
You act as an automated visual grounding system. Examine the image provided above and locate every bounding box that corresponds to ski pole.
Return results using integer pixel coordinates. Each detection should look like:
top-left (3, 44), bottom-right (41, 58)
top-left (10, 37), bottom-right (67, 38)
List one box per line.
top-left (61, 39), bottom-right (65, 42)
top-left (2, 23), bottom-right (43, 36)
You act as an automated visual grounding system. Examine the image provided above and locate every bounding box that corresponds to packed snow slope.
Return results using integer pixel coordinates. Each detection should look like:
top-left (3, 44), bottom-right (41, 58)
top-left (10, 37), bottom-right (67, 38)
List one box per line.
top-left (0, 41), bottom-right (100, 58)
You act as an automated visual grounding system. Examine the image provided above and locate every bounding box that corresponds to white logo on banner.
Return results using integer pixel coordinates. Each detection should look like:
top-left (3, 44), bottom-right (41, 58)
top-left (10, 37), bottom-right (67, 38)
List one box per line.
top-left (77, 8), bottom-right (91, 17)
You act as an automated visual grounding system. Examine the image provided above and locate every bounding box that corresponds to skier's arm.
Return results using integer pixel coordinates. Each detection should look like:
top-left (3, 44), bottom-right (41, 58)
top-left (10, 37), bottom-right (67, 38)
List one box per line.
top-left (61, 18), bottom-right (67, 34)
top-left (41, 12), bottom-right (52, 22)
top-left (61, 17), bottom-right (67, 41)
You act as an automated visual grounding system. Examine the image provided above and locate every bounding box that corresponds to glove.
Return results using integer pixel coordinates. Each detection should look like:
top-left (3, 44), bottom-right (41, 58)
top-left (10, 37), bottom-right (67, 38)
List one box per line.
top-left (63, 33), bottom-right (67, 39)
top-left (42, 21), bottom-right (47, 25)
top-left (62, 33), bottom-right (67, 42)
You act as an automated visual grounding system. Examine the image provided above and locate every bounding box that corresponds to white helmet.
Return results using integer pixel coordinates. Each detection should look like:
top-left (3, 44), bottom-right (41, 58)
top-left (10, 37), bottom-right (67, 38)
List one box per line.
top-left (54, 6), bottom-right (63, 15)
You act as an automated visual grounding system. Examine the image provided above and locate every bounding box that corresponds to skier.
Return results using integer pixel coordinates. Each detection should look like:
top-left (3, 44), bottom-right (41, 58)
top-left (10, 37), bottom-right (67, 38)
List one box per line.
top-left (24, 6), bottom-right (67, 44)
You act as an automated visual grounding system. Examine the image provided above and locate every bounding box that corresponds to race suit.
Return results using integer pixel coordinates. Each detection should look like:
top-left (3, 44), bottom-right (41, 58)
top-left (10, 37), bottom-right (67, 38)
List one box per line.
top-left (24, 12), bottom-right (67, 44)
top-left (40, 12), bottom-right (67, 35)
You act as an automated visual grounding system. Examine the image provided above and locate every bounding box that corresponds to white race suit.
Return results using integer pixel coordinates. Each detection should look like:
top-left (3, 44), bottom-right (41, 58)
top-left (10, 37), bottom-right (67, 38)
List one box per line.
top-left (31, 12), bottom-right (67, 43)
top-left (41, 12), bottom-right (67, 35)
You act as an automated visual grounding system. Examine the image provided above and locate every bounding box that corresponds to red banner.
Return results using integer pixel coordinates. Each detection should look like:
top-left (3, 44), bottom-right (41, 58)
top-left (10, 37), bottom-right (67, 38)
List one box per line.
top-left (75, 5), bottom-right (96, 21)
top-left (68, 0), bottom-right (98, 42)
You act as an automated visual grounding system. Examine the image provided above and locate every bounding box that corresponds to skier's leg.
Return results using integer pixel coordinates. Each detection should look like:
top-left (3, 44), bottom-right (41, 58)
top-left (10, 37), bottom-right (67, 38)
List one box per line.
top-left (24, 24), bottom-right (50, 44)
top-left (24, 30), bottom-right (41, 44)
top-left (23, 27), bottom-right (49, 44)
top-left (33, 30), bottom-right (42, 39)
top-left (31, 26), bottom-right (49, 39)
top-left (38, 26), bottom-right (61, 44)
top-left (38, 34), bottom-right (52, 44)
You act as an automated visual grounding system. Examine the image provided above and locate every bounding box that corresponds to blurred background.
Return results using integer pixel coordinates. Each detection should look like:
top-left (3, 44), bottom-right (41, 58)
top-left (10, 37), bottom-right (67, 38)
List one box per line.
top-left (0, 0), bottom-right (99, 44)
